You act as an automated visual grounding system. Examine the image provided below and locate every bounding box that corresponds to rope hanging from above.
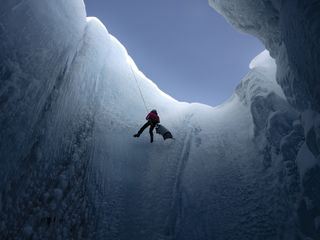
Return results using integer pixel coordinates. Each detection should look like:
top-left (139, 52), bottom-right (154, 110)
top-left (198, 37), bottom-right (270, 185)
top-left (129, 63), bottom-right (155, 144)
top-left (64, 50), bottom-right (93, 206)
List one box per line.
top-left (129, 63), bottom-right (149, 113)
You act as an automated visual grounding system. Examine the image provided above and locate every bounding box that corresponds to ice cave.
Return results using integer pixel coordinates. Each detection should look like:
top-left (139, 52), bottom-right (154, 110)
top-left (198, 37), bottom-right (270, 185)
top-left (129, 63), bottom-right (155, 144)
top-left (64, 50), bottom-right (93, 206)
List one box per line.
top-left (0, 0), bottom-right (320, 239)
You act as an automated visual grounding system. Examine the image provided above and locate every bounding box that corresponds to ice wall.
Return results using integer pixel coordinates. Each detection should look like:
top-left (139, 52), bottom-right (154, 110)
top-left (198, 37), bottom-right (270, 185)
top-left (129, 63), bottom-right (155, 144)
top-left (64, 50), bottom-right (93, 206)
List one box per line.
top-left (209, 0), bottom-right (320, 238)
top-left (0, 0), bottom-right (318, 239)
top-left (0, 0), bottom-right (87, 183)
top-left (209, 0), bottom-right (320, 111)
top-left (0, 0), bottom-right (186, 238)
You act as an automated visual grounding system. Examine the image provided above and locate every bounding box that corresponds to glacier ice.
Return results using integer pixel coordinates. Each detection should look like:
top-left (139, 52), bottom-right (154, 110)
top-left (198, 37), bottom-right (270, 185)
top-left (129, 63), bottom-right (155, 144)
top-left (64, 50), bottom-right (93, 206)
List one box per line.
top-left (209, 0), bottom-right (320, 111)
top-left (210, 0), bottom-right (320, 239)
top-left (0, 0), bottom-right (319, 239)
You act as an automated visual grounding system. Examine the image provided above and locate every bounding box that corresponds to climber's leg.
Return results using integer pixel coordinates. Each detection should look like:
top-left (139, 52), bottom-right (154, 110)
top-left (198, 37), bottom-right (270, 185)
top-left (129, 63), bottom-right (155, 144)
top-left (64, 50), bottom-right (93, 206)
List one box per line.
top-left (134, 121), bottom-right (151, 137)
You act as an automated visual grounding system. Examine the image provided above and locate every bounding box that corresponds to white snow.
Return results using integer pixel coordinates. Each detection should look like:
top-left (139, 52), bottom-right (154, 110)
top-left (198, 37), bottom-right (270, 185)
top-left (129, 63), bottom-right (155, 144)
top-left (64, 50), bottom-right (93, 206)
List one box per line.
top-left (249, 50), bottom-right (276, 73)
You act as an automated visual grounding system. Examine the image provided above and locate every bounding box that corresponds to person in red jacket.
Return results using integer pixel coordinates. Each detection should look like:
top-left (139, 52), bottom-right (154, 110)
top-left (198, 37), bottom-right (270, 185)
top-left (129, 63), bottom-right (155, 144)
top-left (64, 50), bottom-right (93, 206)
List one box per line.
top-left (134, 109), bottom-right (160, 143)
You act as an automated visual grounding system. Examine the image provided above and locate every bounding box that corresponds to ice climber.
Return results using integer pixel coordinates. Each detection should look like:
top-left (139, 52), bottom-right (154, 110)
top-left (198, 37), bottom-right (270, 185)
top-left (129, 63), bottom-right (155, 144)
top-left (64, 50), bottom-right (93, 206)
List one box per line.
top-left (133, 109), bottom-right (160, 143)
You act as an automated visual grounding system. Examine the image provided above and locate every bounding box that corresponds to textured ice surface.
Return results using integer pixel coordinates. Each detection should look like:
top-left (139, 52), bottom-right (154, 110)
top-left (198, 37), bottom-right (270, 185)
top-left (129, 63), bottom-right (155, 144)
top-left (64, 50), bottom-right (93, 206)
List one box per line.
top-left (0, 0), bottom-right (319, 239)
top-left (210, 0), bottom-right (320, 239)
top-left (209, 0), bottom-right (320, 112)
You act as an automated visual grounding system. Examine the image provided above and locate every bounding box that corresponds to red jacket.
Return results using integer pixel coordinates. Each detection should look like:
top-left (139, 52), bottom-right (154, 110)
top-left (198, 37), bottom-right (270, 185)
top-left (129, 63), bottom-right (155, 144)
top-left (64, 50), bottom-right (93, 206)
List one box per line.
top-left (146, 111), bottom-right (160, 123)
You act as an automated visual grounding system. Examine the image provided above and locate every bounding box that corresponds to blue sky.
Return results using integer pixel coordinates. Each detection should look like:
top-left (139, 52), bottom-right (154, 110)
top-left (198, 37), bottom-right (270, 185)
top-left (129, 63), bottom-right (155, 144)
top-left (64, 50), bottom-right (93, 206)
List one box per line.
top-left (84, 0), bottom-right (264, 106)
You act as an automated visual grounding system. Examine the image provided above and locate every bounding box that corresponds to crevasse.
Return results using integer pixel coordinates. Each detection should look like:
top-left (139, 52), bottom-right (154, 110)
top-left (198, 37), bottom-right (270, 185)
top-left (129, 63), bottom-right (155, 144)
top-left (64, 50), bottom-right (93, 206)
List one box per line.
top-left (0, 0), bottom-right (319, 239)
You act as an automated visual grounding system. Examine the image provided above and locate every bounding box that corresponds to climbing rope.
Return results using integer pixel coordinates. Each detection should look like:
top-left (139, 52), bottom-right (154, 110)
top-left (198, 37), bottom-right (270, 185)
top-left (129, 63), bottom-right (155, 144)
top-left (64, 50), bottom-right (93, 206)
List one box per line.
top-left (129, 63), bottom-right (149, 113)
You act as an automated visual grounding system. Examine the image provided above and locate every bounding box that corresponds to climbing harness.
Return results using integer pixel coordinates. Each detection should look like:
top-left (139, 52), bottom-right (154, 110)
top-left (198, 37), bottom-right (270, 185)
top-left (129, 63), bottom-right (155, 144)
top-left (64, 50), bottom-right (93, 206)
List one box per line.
top-left (129, 63), bottom-right (149, 113)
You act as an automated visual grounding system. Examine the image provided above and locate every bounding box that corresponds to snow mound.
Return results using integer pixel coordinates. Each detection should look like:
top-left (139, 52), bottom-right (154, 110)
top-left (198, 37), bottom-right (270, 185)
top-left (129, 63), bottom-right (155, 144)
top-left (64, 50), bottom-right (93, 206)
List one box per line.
top-left (249, 50), bottom-right (276, 72)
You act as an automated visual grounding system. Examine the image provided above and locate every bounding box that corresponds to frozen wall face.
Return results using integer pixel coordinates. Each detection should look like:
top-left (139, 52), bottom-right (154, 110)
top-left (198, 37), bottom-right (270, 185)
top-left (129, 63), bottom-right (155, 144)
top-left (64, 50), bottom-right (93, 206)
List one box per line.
top-left (0, 1), bottom-right (97, 239)
top-left (0, 0), bottom-right (87, 182)
top-left (0, 0), bottom-right (318, 239)
top-left (209, 0), bottom-right (320, 111)
top-left (0, 0), bottom-right (184, 239)
top-left (209, 0), bottom-right (320, 239)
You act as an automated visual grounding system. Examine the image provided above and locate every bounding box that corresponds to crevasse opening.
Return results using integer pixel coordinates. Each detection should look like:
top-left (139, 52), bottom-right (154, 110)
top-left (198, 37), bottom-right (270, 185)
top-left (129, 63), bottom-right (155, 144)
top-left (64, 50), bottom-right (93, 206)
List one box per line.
top-left (1, 0), bottom-right (319, 239)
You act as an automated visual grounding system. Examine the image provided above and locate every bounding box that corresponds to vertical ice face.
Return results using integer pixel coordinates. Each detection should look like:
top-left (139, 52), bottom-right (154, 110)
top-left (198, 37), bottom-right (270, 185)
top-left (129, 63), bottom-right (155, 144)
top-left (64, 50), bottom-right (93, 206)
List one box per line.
top-left (208, 0), bottom-right (281, 56)
top-left (279, 0), bottom-right (320, 111)
top-left (0, 0), bottom-right (87, 180)
top-left (0, 0), bottom-right (318, 239)
top-left (209, 0), bottom-right (320, 112)
top-left (0, 1), bottom-right (91, 238)
top-left (0, 1), bottom-right (185, 238)
top-left (209, 0), bottom-right (320, 239)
